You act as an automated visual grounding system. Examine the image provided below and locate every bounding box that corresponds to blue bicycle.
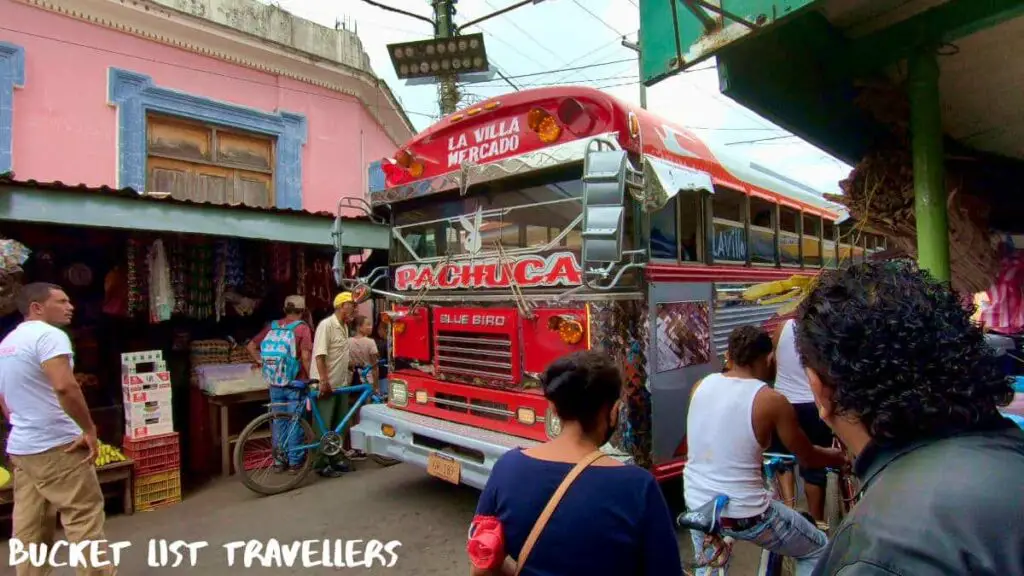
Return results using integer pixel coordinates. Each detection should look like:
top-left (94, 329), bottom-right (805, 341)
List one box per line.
top-left (678, 453), bottom-right (804, 576)
top-left (234, 365), bottom-right (396, 495)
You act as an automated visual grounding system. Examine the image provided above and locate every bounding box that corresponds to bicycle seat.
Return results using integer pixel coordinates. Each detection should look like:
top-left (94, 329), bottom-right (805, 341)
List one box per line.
top-left (677, 494), bottom-right (729, 534)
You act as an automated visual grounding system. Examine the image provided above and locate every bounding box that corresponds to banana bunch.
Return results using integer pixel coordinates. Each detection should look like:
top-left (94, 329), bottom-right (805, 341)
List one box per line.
top-left (742, 274), bottom-right (818, 316)
top-left (94, 442), bottom-right (127, 468)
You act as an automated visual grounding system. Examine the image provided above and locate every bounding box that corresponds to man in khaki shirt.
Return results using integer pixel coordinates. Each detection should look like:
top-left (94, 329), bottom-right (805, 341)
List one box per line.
top-left (311, 292), bottom-right (355, 476)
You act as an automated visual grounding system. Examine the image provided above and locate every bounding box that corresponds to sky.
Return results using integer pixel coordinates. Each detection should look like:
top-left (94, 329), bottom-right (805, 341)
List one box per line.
top-left (264, 0), bottom-right (852, 194)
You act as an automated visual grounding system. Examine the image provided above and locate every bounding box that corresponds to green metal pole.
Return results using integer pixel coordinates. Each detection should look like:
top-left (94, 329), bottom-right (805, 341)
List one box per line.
top-left (435, 0), bottom-right (459, 114)
top-left (908, 48), bottom-right (950, 282)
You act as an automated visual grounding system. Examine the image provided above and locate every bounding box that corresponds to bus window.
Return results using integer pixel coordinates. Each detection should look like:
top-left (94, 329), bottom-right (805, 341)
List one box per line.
top-left (678, 190), bottom-right (704, 262)
top-left (779, 206), bottom-right (800, 266)
top-left (822, 220), bottom-right (837, 268)
top-left (750, 197), bottom-right (776, 265)
top-left (802, 214), bottom-right (822, 267)
top-left (712, 187), bottom-right (747, 263)
top-left (650, 196), bottom-right (679, 260)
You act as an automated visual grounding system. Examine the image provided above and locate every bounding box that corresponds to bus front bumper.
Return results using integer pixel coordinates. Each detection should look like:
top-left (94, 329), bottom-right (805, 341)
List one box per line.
top-left (350, 403), bottom-right (539, 490)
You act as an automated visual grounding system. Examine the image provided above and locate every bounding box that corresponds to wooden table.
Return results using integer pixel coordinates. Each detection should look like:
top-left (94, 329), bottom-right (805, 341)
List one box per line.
top-left (206, 389), bottom-right (269, 478)
top-left (0, 459), bottom-right (135, 520)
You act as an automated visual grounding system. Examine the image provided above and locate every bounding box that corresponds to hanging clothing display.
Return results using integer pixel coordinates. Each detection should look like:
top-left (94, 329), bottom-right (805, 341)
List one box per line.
top-left (270, 243), bottom-right (292, 284)
top-left (102, 266), bottom-right (129, 317)
top-left (148, 239), bottom-right (174, 323)
top-left (981, 251), bottom-right (1024, 334)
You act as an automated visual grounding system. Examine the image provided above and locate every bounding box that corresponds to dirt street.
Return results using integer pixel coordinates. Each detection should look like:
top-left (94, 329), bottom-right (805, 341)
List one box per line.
top-left (0, 461), bottom-right (760, 574)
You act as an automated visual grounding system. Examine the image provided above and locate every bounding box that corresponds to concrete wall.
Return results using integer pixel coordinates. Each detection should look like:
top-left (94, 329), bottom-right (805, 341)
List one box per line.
top-left (150, 0), bottom-right (373, 73)
top-left (0, 0), bottom-right (400, 214)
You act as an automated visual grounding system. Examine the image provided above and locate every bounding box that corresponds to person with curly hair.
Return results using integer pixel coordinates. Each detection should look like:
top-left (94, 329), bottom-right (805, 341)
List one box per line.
top-left (684, 325), bottom-right (846, 576)
top-left (796, 259), bottom-right (1024, 576)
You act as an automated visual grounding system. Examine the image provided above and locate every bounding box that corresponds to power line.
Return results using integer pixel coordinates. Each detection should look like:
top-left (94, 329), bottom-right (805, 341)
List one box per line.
top-left (571, 0), bottom-right (626, 37)
top-left (532, 27), bottom-right (640, 87)
top-left (474, 58), bottom-right (637, 82)
top-left (726, 135), bottom-right (800, 145)
top-left (625, 0), bottom-right (639, 7)
top-left (480, 0), bottom-right (563, 63)
top-left (475, 74), bottom-right (640, 88)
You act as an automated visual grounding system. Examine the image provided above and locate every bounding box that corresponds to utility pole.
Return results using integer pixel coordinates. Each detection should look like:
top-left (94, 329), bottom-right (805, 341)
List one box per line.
top-left (362, 0), bottom-right (547, 116)
top-left (621, 34), bottom-right (646, 110)
top-left (434, 0), bottom-right (460, 115)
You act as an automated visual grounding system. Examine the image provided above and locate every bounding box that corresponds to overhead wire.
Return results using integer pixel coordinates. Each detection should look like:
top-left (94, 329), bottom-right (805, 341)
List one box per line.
top-left (570, 0), bottom-right (626, 38)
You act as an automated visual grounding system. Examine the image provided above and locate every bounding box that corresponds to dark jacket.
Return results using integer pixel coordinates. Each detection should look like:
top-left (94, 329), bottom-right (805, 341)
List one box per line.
top-left (812, 419), bottom-right (1024, 576)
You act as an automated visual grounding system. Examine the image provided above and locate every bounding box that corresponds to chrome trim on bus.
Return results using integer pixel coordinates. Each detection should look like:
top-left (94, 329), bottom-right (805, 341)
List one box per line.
top-left (370, 131), bottom-right (621, 206)
top-left (437, 356), bottom-right (513, 370)
top-left (436, 366), bottom-right (515, 381)
top-left (384, 291), bottom-right (645, 302)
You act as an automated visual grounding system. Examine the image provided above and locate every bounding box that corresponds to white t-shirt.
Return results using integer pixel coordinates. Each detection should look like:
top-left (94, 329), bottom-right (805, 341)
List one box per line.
top-left (0, 321), bottom-right (83, 455)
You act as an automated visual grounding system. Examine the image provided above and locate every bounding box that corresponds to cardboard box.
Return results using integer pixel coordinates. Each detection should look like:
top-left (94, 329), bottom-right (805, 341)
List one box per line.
top-left (121, 350), bottom-right (163, 364)
top-left (122, 372), bottom-right (172, 393)
top-left (124, 400), bottom-right (173, 424)
top-left (123, 387), bottom-right (172, 405)
top-left (125, 421), bottom-right (175, 440)
top-left (122, 360), bottom-right (167, 375)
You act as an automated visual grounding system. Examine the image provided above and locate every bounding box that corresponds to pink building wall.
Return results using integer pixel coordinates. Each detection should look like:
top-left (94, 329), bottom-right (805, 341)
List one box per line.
top-left (0, 0), bottom-right (398, 214)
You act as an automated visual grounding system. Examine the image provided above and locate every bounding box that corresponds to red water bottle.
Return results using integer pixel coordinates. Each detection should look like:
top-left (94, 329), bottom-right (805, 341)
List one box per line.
top-left (467, 515), bottom-right (505, 570)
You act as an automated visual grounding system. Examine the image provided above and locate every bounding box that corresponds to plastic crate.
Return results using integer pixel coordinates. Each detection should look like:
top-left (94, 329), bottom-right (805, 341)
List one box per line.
top-left (134, 469), bottom-right (182, 512)
top-left (243, 447), bottom-right (273, 471)
top-left (123, 432), bottom-right (180, 476)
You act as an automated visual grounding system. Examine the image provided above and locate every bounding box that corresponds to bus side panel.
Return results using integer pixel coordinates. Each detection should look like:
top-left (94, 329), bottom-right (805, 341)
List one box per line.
top-left (648, 281), bottom-right (718, 467)
top-left (589, 299), bottom-right (652, 470)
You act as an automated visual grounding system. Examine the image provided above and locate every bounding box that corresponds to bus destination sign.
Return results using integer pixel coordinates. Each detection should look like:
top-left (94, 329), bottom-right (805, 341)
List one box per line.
top-left (394, 252), bottom-right (582, 291)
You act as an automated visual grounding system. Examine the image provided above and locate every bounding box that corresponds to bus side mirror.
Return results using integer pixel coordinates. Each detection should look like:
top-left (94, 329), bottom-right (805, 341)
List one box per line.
top-left (581, 149), bottom-right (628, 265)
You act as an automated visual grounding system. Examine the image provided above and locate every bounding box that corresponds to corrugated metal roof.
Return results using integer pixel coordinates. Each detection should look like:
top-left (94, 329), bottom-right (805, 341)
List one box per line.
top-left (0, 172), bottom-right (347, 219)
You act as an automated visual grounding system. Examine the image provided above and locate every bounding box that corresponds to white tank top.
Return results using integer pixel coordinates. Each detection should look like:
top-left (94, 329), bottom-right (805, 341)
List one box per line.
top-left (683, 373), bottom-right (770, 518)
top-left (773, 319), bottom-right (815, 404)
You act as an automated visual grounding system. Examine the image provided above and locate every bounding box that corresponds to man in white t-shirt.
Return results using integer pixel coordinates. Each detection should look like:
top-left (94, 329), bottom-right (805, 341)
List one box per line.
top-left (0, 282), bottom-right (109, 575)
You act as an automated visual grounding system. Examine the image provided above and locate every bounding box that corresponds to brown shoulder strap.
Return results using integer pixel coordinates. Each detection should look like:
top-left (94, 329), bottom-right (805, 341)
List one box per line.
top-left (514, 450), bottom-right (606, 575)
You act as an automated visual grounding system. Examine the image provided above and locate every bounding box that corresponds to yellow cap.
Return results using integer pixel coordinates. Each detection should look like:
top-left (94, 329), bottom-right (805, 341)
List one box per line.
top-left (333, 292), bottom-right (353, 308)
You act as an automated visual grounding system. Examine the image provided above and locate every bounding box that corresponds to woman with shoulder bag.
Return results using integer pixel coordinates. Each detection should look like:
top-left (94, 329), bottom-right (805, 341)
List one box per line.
top-left (467, 350), bottom-right (682, 576)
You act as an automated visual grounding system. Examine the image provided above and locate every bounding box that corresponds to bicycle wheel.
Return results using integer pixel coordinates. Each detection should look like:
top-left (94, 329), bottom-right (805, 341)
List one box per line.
top-left (824, 470), bottom-right (845, 536)
top-left (234, 411), bottom-right (316, 495)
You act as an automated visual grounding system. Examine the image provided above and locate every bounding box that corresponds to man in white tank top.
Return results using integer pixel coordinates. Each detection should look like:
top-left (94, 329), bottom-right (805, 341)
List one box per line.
top-left (683, 326), bottom-right (845, 576)
top-left (771, 318), bottom-right (837, 525)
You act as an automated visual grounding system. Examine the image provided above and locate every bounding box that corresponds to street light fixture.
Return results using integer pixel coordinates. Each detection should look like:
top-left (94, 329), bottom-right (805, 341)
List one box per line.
top-left (387, 33), bottom-right (490, 80)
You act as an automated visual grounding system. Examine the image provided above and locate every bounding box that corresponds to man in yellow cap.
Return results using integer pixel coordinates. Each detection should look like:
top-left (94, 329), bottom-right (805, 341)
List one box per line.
top-left (310, 291), bottom-right (356, 477)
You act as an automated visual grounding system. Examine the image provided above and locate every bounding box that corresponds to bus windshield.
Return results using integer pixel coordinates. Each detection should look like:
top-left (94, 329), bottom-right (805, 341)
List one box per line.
top-left (391, 171), bottom-right (583, 265)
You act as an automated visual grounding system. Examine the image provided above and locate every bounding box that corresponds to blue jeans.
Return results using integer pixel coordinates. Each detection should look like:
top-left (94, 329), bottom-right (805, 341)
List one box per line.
top-left (270, 385), bottom-right (305, 467)
top-left (689, 500), bottom-right (827, 576)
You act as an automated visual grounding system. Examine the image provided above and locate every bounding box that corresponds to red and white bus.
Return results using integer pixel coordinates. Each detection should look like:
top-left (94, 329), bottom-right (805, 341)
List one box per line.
top-left (337, 85), bottom-right (881, 490)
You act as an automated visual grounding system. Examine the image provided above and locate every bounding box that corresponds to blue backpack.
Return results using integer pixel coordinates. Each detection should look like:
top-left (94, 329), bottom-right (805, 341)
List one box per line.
top-left (260, 320), bottom-right (304, 387)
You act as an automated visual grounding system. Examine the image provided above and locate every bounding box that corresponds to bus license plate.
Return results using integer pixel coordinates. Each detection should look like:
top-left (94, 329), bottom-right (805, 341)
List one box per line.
top-left (427, 453), bottom-right (461, 485)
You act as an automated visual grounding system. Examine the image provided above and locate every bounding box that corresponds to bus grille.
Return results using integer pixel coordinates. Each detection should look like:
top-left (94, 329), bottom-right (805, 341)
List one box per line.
top-left (435, 331), bottom-right (515, 384)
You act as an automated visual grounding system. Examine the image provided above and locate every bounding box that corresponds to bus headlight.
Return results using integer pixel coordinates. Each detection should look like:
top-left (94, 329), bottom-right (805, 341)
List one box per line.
top-left (390, 380), bottom-right (408, 407)
top-left (516, 407), bottom-right (536, 425)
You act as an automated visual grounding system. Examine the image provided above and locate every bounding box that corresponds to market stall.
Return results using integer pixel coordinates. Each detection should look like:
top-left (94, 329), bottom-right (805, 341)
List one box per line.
top-left (0, 219), bottom-right (343, 525)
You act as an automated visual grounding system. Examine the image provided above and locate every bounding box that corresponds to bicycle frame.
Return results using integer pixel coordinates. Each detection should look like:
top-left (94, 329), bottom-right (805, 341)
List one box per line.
top-left (275, 366), bottom-right (382, 456)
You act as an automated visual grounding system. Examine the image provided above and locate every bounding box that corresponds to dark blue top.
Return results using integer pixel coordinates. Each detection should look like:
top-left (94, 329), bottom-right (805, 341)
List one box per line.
top-left (474, 448), bottom-right (682, 576)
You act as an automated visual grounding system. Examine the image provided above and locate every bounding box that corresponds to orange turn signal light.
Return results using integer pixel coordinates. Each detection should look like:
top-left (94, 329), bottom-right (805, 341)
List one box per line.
top-left (408, 161), bottom-right (424, 178)
top-left (393, 321), bottom-right (407, 335)
top-left (548, 315), bottom-right (584, 345)
top-left (527, 108), bottom-right (561, 143)
top-left (395, 149), bottom-right (412, 168)
top-left (628, 111), bottom-right (641, 140)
